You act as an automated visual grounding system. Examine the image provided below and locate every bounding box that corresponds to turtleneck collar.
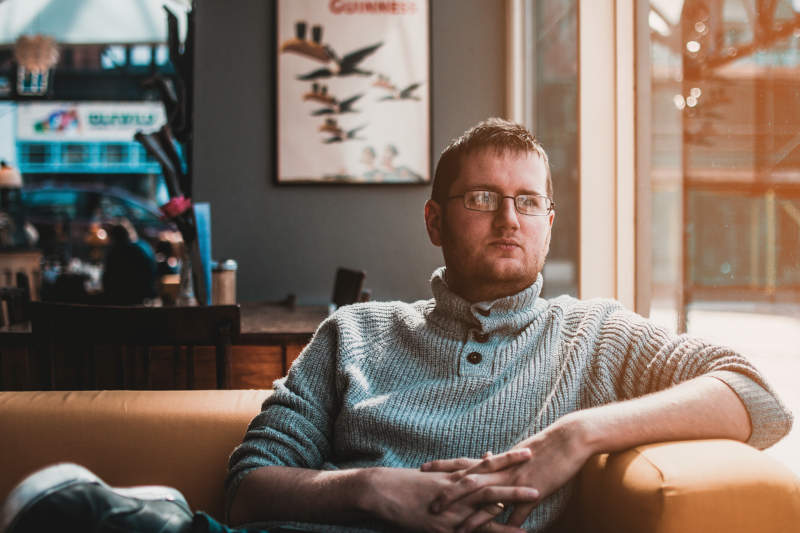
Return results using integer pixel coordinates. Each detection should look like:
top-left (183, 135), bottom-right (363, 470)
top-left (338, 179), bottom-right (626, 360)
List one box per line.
top-left (428, 266), bottom-right (548, 336)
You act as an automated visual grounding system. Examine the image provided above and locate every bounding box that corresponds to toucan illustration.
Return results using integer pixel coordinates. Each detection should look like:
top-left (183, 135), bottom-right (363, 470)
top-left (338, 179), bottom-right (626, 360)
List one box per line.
top-left (312, 93), bottom-right (363, 116)
top-left (297, 42), bottom-right (383, 80)
top-left (303, 83), bottom-right (336, 105)
top-left (378, 82), bottom-right (422, 101)
top-left (318, 118), bottom-right (366, 143)
top-left (373, 74), bottom-right (396, 91)
top-left (280, 21), bottom-right (330, 62)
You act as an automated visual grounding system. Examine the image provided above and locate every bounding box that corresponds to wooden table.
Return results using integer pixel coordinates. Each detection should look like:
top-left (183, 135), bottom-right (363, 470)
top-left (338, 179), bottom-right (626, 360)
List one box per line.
top-left (239, 302), bottom-right (328, 343)
top-left (238, 302), bottom-right (328, 375)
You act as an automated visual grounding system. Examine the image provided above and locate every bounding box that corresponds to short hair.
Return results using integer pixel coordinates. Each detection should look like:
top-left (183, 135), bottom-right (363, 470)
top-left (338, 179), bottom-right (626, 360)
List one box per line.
top-left (430, 118), bottom-right (552, 205)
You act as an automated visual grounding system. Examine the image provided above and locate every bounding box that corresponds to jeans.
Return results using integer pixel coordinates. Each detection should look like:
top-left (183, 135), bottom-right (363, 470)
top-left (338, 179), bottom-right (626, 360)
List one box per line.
top-left (194, 512), bottom-right (319, 533)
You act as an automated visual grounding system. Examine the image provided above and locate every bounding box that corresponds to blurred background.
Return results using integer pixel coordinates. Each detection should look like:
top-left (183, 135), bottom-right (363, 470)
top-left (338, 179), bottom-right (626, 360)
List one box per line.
top-left (0, 0), bottom-right (797, 469)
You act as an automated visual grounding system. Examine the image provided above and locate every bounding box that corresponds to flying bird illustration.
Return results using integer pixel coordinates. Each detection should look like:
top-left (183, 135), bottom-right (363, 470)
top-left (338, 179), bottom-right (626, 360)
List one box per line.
top-left (279, 21), bottom-right (330, 62)
top-left (318, 118), bottom-right (366, 143)
top-left (303, 83), bottom-right (336, 105)
top-left (373, 74), bottom-right (396, 91)
top-left (378, 82), bottom-right (422, 101)
top-left (311, 93), bottom-right (363, 116)
top-left (297, 42), bottom-right (383, 80)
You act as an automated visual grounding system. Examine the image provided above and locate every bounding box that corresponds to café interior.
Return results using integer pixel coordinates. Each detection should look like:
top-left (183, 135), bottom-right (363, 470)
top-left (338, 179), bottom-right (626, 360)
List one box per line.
top-left (0, 1), bottom-right (799, 531)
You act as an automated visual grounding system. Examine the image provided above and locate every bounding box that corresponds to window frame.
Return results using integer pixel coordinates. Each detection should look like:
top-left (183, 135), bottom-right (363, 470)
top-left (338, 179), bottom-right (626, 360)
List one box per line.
top-left (510, 0), bottom-right (648, 312)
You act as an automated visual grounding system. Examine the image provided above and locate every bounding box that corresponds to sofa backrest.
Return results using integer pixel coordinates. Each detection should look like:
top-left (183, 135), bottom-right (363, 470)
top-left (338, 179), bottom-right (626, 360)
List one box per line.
top-left (0, 389), bottom-right (270, 520)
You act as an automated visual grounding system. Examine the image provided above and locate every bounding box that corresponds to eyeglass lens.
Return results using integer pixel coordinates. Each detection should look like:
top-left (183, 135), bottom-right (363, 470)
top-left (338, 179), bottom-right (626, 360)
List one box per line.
top-left (463, 190), bottom-right (551, 215)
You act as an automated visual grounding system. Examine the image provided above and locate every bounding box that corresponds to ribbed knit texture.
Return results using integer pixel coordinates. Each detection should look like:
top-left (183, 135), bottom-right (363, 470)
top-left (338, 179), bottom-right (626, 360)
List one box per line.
top-left (226, 267), bottom-right (793, 532)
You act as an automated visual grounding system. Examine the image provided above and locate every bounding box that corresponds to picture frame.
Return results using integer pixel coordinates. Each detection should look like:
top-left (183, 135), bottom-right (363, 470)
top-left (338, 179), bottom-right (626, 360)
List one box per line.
top-left (275, 0), bottom-right (430, 184)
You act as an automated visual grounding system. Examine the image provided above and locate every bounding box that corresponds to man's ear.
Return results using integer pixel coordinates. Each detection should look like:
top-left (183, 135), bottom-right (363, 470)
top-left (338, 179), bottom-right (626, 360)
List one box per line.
top-left (424, 199), bottom-right (443, 247)
top-left (544, 209), bottom-right (555, 249)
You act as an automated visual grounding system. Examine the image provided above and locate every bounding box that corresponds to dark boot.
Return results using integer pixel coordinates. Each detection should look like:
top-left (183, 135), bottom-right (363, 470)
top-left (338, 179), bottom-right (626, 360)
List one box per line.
top-left (1, 463), bottom-right (193, 533)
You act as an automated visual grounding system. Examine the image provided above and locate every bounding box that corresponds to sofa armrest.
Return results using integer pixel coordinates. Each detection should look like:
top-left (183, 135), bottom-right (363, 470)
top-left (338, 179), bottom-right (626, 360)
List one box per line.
top-left (575, 439), bottom-right (800, 533)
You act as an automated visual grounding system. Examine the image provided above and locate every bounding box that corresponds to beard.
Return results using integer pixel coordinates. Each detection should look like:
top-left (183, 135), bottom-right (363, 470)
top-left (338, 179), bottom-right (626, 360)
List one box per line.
top-left (440, 216), bottom-right (548, 302)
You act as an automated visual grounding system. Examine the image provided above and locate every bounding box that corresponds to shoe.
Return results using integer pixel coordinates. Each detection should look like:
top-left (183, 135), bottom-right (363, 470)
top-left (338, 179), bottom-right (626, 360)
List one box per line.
top-left (1, 463), bottom-right (193, 533)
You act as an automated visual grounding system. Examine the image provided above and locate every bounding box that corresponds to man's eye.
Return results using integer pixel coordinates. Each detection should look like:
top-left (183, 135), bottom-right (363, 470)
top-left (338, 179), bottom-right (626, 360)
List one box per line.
top-left (469, 191), bottom-right (494, 207)
top-left (519, 196), bottom-right (543, 210)
top-left (475, 192), bottom-right (492, 205)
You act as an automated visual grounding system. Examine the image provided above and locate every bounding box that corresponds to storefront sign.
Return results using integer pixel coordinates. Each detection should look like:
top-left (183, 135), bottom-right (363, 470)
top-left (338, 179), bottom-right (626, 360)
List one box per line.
top-left (16, 102), bottom-right (166, 141)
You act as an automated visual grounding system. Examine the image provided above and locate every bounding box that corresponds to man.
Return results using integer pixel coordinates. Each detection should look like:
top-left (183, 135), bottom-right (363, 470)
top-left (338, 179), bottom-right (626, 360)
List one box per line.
top-left (1, 119), bottom-right (792, 533)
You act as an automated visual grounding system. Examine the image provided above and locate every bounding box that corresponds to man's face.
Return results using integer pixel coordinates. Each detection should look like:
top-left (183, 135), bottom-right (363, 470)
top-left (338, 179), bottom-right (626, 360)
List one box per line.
top-left (425, 148), bottom-right (554, 302)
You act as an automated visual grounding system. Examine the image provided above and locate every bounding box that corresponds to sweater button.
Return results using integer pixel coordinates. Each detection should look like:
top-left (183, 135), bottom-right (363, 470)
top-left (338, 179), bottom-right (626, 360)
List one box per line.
top-left (467, 352), bottom-right (482, 364)
top-left (473, 331), bottom-right (490, 343)
top-left (476, 308), bottom-right (491, 317)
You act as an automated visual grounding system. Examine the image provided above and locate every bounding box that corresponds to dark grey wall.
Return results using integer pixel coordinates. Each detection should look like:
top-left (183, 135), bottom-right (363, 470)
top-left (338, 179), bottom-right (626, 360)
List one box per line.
top-left (193, 0), bottom-right (506, 304)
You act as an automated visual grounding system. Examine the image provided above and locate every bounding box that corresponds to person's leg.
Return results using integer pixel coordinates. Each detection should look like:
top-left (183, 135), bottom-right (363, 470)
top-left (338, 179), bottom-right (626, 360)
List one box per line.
top-left (2, 463), bottom-right (196, 533)
top-left (1, 463), bottom-right (307, 533)
top-left (192, 513), bottom-right (318, 533)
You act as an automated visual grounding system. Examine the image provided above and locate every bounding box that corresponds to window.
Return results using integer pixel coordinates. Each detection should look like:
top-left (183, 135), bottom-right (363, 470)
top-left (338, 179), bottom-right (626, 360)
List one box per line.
top-left (22, 143), bottom-right (50, 165)
top-left (100, 45), bottom-right (127, 70)
top-left (641, 0), bottom-right (800, 474)
top-left (519, 0), bottom-right (579, 298)
top-left (130, 45), bottom-right (153, 67)
top-left (63, 143), bottom-right (89, 164)
top-left (102, 144), bottom-right (128, 164)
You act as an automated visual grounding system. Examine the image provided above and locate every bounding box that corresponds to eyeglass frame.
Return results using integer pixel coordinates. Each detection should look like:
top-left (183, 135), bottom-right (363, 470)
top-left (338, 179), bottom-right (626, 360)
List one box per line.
top-left (446, 190), bottom-right (555, 216)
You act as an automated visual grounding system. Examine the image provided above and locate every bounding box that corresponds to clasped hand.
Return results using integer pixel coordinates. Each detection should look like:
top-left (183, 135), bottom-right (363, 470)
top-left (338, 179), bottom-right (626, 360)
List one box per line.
top-left (364, 449), bottom-right (536, 533)
top-left (415, 417), bottom-right (591, 533)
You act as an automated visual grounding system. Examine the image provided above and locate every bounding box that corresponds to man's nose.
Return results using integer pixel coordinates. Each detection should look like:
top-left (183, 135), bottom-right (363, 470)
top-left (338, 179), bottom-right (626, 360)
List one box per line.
top-left (493, 197), bottom-right (520, 229)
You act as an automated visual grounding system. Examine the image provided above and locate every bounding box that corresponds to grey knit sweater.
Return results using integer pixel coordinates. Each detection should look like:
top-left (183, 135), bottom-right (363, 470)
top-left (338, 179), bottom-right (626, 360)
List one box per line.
top-left (226, 267), bottom-right (792, 532)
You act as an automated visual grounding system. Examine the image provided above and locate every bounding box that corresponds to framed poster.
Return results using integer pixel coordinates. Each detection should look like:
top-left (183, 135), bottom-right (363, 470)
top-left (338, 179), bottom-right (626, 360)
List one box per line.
top-left (276, 0), bottom-right (430, 184)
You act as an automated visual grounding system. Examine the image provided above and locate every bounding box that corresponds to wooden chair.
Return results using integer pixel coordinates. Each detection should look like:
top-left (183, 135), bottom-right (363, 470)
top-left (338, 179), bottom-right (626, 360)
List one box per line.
top-left (0, 286), bottom-right (30, 388)
top-left (0, 287), bottom-right (28, 328)
top-left (331, 267), bottom-right (366, 309)
top-left (28, 303), bottom-right (240, 390)
top-left (0, 250), bottom-right (42, 301)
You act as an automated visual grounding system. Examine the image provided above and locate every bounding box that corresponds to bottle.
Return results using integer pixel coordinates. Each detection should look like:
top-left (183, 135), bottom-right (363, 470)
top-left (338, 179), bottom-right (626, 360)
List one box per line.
top-left (212, 259), bottom-right (237, 305)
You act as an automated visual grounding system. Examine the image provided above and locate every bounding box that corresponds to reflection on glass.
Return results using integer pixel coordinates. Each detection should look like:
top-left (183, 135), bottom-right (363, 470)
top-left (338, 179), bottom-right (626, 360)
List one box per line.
top-left (532, 0), bottom-right (578, 297)
top-left (648, 0), bottom-right (800, 331)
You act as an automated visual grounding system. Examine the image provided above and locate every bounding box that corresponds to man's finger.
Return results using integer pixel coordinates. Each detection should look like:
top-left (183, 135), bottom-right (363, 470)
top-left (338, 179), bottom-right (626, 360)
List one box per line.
top-left (421, 457), bottom-right (479, 472)
top-left (465, 448), bottom-right (532, 474)
top-left (475, 522), bottom-right (526, 533)
top-left (455, 503), bottom-right (528, 533)
top-left (430, 473), bottom-right (494, 513)
top-left (454, 506), bottom-right (503, 533)
top-left (462, 486), bottom-right (539, 507)
top-left (434, 481), bottom-right (538, 514)
top-left (506, 502), bottom-right (536, 527)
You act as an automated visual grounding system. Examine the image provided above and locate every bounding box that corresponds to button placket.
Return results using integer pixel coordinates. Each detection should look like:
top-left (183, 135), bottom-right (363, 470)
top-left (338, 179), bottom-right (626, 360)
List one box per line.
top-left (458, 328), bottom-right (496, 376)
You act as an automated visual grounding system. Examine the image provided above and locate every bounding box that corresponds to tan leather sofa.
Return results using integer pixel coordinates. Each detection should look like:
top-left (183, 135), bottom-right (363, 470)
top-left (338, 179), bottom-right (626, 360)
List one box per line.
top-left (2, 390), bottom-right (799, 532)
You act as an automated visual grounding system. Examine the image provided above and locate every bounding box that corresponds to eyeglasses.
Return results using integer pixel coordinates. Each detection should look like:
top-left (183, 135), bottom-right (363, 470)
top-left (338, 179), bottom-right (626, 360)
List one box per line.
top-left (447, 190), bottom-right (555, 216)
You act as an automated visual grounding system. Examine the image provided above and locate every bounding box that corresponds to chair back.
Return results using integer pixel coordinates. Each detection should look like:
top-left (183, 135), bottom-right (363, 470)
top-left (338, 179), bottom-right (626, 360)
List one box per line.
top-left (29, 302), bottom-right (240, 390)
top-left (331, 267), bottom-right (366, 308)
top-left (0, 287), bottom-right (28, 327)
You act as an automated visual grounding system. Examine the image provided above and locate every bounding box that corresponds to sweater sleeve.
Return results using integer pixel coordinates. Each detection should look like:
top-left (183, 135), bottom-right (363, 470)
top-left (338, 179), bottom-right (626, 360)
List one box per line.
top-left (586, 306), bottom-right (793, 449)
top-left (224, 316), bottom-right (342, 517)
